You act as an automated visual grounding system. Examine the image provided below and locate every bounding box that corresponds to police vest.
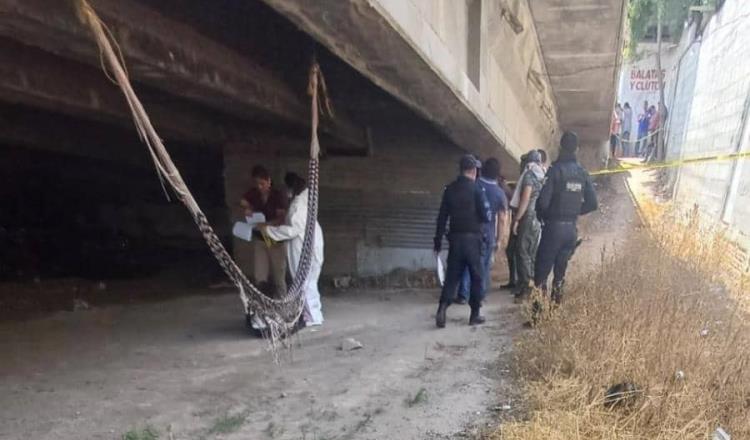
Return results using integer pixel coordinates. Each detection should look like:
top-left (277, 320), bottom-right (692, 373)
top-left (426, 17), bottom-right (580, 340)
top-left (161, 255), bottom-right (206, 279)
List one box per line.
top-left (549, 161), bottom-right (588, 220)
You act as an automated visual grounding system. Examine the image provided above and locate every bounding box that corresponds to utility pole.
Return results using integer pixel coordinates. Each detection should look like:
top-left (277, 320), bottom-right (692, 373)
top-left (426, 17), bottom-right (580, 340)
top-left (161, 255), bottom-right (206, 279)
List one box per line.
top-left (656, 3), bottom-right (666, 161)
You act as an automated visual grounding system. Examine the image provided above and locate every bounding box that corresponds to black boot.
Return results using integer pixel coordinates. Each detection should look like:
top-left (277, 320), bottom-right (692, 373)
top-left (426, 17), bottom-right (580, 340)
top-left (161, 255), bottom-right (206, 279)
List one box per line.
top-left (469, 307), bottom-right (485, 325)
top-left (551, 280), bottom-right (564, 305)
top-left (436, 302), bottom-right (448, 328)
top-left (513, 285), bottom-right (530, 304)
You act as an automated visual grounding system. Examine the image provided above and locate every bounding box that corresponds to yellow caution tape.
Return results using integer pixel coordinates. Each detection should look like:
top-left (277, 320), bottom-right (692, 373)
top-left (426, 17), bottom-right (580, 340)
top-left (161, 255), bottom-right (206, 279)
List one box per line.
top-left (592, 149), bottom-right (750, 177)
top-left (506, 149), bottom-right (750, 185)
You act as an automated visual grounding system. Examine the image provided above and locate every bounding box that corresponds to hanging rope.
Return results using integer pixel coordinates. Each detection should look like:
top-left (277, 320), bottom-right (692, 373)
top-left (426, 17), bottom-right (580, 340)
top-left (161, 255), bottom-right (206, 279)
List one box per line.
top-left (74, 0), bottom-right (327, 351)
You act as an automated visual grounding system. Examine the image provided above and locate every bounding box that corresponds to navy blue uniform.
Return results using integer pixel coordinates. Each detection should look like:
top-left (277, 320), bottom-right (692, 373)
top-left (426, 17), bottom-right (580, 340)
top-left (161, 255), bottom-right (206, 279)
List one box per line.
top-left (457, 177), bottom-right (508, 300)
top-left (533, 154), bottom-right (597, 297)
top-left (434, 175), bottom-right (491, 308)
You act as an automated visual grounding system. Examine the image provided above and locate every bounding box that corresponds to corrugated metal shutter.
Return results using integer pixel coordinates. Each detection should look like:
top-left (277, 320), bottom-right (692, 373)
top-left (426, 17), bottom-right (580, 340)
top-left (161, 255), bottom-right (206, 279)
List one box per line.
top-left (319, 188), bottom-right (441, 249)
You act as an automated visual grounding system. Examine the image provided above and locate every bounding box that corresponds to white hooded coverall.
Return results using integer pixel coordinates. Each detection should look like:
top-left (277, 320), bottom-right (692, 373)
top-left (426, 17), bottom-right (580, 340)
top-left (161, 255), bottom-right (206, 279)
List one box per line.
top-left (264, 188), bottom-right (324, 325)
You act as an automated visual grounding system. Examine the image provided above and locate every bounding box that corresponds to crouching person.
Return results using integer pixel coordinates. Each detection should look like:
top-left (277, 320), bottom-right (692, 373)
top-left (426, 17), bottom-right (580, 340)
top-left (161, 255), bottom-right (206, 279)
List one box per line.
top-left (262, 173), bottom-right (324, 327)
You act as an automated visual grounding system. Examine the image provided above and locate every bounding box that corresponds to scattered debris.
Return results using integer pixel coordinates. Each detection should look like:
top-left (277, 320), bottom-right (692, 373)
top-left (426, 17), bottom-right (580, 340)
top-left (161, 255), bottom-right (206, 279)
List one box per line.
top-left (73, 298), bottom-right (90, 311)
top-left (675, 370), bottom-right (686, 381)
top-left (700, 328), bottom-right (710, 337)
top-left (279, 392), bottom-right (287, 398)
top-left (492, 404), bottom-right (512, 411)
top-left (340, 337), bottom-right (364, 351)
top-left (333, 276), bottom-right (352, 289)
top-left (603, 382), bottom-right (640, 408)
top-left (713, 427), bottom-right (731, 440)
top-left (405, 388), bottom-right (428, 407)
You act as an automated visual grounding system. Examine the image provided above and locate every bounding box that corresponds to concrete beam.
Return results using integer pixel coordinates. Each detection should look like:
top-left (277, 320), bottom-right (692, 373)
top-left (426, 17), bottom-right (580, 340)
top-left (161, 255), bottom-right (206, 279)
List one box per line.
top-left (260, 0), bottom-right (516, 169)
top-left (0, 38), bottom-right (251, 143)
top-left (0, 0), bottom-right (366, 149)
top-left (0, 104), bottom-right (154, 167)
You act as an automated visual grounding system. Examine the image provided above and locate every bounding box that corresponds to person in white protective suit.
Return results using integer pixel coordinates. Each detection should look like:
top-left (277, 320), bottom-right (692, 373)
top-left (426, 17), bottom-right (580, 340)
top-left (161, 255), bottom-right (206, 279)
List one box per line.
top-left (262, 172), bottom-right (324, 327)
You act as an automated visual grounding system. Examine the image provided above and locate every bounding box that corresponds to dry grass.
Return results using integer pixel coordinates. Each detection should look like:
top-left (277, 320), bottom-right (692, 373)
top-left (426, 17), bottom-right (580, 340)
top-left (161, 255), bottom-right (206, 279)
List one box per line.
top-left (491, 208), bottom-right (750, 439)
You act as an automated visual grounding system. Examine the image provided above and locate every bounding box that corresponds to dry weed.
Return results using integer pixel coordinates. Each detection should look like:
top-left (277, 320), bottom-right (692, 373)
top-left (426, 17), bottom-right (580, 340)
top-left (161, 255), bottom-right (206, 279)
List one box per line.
top-left (491, 211), bottom-right (750, 439)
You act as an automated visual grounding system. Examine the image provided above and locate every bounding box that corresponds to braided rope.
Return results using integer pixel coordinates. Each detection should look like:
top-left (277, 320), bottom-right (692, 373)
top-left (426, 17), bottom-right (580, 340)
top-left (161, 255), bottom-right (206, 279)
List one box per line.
top-left (75, 0), bottom-right (324, 350)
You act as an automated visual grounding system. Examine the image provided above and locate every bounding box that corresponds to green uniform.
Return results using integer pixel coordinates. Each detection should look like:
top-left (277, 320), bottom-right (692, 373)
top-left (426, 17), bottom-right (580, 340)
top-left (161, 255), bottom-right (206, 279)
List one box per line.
top-left (515, 166), bottom-right (543, 292)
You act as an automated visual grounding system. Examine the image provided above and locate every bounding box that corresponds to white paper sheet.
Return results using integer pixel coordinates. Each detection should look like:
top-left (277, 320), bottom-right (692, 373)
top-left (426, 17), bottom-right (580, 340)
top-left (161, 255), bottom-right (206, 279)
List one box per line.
top-left (232, 221), bottom-right (254, 242)
top-left (436, 255), bottom-right (446, 286)
top-left (245, 212), bottom-right (266, 225)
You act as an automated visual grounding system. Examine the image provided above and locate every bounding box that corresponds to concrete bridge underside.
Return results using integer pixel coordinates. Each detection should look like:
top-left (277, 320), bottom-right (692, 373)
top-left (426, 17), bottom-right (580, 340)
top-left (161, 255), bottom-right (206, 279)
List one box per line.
top-left (0, 0), bottom-right (625, 283)
top-left (529, 0), bottom-right (626, 164)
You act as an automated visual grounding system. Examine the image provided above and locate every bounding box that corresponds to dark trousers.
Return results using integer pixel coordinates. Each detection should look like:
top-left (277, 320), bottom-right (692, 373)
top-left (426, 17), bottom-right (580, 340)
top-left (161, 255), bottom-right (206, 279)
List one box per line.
top-left (440, 233), bottom-right (484, 308)
top-left (534, 221), bottom-right (577, 288)
top-left (505, 232), bottom-right (518, 285)
top-left (458, 242), bottom-right (491, 300)
top-left (636, 132), bottom-right (648, 156)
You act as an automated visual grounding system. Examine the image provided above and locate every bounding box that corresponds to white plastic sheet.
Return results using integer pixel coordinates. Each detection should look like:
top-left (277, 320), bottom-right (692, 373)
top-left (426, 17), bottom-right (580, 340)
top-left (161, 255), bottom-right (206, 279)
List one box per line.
top-left (436, 255), bottom-right (446, 286)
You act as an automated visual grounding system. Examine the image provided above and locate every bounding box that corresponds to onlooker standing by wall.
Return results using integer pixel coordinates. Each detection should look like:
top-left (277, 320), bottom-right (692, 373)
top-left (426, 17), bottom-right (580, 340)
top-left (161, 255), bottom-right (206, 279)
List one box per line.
top-left (610, 105), bottom-right (622, 159)
top-left (636, 101), bottom-right (651, 157)
top-left (644, 105), bottom-right (660, 163)
top-left (621, 103), bottom-right (633, 157)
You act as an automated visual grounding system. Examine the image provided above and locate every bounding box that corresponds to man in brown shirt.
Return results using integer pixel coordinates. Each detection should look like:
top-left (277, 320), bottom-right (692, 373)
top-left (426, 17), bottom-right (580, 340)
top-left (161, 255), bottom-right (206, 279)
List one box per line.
top-left (240, 165), bottom-right (289, 297)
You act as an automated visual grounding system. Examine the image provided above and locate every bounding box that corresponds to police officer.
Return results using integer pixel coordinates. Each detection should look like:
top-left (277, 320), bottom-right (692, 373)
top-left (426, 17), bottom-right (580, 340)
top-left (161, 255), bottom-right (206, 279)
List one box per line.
top-left (534, 131), bottom-right (598, 303)
top-left (434, 154), bottom-right (491, 328)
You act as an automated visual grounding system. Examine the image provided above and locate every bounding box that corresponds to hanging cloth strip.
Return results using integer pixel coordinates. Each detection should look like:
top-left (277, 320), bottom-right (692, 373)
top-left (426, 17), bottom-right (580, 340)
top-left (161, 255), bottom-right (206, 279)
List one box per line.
top-left (74, 0), bottom-right (328, 352)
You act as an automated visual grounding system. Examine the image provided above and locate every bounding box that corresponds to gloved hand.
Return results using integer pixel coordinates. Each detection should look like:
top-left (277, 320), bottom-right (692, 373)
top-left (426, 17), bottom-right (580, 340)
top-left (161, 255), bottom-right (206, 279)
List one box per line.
top-left (433, 237), bottom-right (442, 254)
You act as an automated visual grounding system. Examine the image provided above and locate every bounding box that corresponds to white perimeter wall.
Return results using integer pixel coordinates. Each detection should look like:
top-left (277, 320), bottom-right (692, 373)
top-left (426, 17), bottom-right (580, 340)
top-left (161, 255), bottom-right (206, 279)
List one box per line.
top-left (662, 0), bottom-right (750, 256)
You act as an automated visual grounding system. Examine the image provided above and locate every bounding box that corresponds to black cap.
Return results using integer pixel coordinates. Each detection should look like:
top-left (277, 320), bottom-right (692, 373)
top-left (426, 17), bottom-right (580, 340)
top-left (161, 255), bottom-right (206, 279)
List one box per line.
top-left (560, 131), bottom-right (578, 152)
top-left (459, 154), bottom-right (482, 171)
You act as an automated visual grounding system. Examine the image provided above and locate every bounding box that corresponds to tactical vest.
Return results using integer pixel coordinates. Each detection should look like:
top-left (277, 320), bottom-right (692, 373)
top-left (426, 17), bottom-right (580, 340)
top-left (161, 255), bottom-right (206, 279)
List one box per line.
top-left (549, 161), bottom-right (588, 221)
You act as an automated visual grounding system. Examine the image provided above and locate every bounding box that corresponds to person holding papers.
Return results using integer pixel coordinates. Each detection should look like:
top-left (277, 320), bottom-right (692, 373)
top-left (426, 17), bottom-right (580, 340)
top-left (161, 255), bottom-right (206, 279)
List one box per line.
top-left (241, 165), bottom-right (288, 298)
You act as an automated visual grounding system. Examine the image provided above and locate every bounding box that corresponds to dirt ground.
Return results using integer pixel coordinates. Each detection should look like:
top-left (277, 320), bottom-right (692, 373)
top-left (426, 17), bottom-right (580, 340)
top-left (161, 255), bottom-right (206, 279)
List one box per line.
top-left (0, 286), bottom-right (524, 440)
top-left (0, 172), bottom-right (637, 440)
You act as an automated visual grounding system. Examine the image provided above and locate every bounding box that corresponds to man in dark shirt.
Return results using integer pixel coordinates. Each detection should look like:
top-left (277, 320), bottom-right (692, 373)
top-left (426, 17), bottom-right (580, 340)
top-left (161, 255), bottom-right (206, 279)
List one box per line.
top-left (240, 165), bottom-right (289, 297)
top-left (434, 154), bottom-right (491, 328)
top-left (242, 166), bottom-right (288, 227)
top-left (534, 131), bottom-right (598, 303)
top-left (456, 158), bottom-right (508, 303)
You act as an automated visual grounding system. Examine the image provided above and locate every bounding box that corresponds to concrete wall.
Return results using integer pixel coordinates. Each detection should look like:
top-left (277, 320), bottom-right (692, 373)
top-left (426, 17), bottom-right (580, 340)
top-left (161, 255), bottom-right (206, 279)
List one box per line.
top-left (372, 0), bottom-right (559, 160)
top-left (662, 0), bottom-right (750, 251)
top-left (617, 43), bottom-right (678, 137)
top-left (223, 118), bottom-right (463, 278)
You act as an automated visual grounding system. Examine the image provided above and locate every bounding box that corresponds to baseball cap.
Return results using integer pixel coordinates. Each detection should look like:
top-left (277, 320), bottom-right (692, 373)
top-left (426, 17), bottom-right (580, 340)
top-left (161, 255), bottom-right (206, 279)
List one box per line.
top-left (459, 154), bottom-right (482, 171)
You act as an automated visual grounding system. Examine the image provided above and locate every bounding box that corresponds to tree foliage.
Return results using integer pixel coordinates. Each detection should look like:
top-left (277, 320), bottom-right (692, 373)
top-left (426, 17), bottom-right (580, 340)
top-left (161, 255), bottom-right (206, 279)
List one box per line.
top-left (626, 0), bottom-right (707, 59)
